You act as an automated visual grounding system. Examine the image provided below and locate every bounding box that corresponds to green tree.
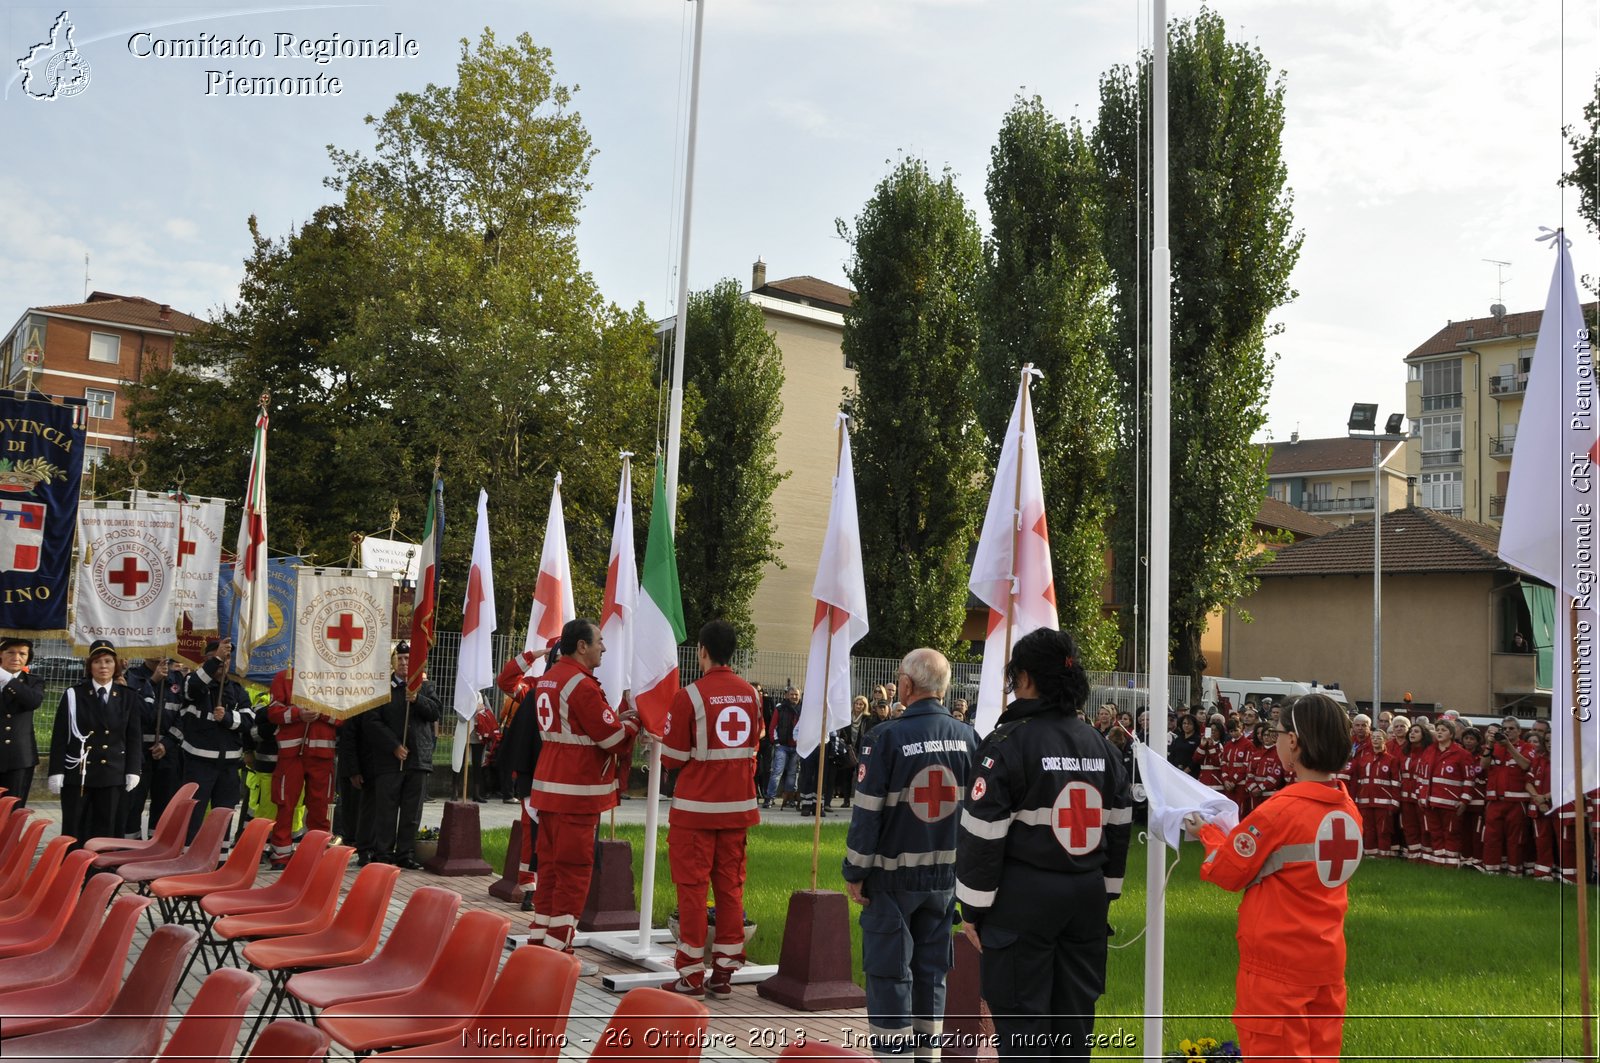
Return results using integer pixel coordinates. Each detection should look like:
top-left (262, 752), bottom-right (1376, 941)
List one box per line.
top-left (1093, 8), bottom-right (1302, 688)
top-left (979, 96), bottom-right (1120, 669)
top-left (119, 30), bottom-right (659, 628)
top-left (838, 158), bottom-right (986, 657)
top-left (673, 280), bottom-right (788, 644)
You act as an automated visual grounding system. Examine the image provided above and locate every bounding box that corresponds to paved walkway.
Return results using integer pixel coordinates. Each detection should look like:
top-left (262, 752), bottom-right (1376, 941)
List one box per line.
top-left (21, 799), bottom-right (872, 1061)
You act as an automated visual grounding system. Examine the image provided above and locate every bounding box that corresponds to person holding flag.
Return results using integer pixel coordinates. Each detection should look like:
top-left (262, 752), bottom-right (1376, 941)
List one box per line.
top-left (658, 619), bottom-right (761, 998)
top-left (526, 618), bottom-right (643, 963)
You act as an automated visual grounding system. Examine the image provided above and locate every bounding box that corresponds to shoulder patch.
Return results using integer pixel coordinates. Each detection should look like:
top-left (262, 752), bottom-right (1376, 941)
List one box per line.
top-left (971, 776), bottom-right (987, 801)
top-left (1233, 833), bottom-right (1258, 858)
top-left (981, 756), bottom-right (995, 769)
top-left (602, 707), bottom-right (617, 726)
top-left (857, 763), bottom-right (867, 782)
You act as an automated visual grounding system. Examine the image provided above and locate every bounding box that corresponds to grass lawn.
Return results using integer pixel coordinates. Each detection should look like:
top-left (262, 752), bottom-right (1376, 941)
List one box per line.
top-left (483, 819), bottom-right (1596, 1060)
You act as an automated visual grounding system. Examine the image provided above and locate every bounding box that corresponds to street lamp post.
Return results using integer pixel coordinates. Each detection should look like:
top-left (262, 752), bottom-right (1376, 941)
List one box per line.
top-left (1348, 404), bottom-right (1408, 714)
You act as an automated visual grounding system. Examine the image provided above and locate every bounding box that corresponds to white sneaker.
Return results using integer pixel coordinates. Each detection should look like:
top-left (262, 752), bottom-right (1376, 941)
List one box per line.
top-left (579, 959), bottom-right (599, 977)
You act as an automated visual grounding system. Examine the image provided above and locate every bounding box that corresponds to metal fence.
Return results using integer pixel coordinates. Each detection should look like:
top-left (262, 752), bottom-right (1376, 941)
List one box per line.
top-left (20, 631), bottom-right (1188, 755)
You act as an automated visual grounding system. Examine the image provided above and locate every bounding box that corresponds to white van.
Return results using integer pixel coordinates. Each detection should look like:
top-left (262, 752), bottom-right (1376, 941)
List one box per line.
top-left (1201, 676), bottom-right (1349, 713)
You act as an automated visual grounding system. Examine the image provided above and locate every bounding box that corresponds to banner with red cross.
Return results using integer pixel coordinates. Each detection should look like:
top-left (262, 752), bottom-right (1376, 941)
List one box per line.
top-left (291, 567), bottom-right (395, 718)
top-left (135, 490), bottom-right (226, 638)
top-left (71, 500), bottom-right (181, 654)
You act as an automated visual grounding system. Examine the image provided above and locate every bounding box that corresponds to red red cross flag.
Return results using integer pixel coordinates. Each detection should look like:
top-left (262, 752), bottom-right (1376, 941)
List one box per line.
top-left (796, 415), bottom-right (869, 759)
top-left (970, 366), bottom-right (1058, 735)
top-left (291, 567), bottom-right (394, 718)
top-left (523, 473), bottom-right (575, 679)
top-left (1498, 230), bottom-right (1600, 808)
top-left (233, 405), bottom-right (270, 675)
top-left (595, 456), bottom-right (638, 707)
top-left (72, 501), bottom-right (180, 654)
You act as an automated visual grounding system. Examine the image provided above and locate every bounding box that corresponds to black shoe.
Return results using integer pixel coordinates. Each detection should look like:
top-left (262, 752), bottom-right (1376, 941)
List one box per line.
top-left (521, 891), bottom-right (534, 912)
top-left (472, 796), bottom-right (486, 803)
top-left (396, 855), bottom-right (425, 871)
top-left (356, 851), bottom-right (374, 866)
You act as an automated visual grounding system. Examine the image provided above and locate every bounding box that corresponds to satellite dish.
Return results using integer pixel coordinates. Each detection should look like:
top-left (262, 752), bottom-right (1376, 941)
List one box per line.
top-left (1491, 303), bottom-right (1506, 320)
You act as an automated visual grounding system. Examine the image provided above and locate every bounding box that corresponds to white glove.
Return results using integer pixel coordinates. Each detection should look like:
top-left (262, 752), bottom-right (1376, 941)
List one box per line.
top-left (125, 774), bottom-right (140, 792)
top-left (47, 774), bottom-right (63, 795)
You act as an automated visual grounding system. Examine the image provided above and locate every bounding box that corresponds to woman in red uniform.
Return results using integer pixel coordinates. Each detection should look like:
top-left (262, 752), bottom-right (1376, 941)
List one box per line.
top-left (1419, 719), bottom-right (1472, 867)
top-left (1186, 693), bottom-right (1362, 1063)
top-left (1355, 727), bottom-right (1399, 857)
top-left (1243, 722), bottom-right (1280, 814)
top-left (1457, 727), bottom-right (1487, 869)
top-left (1197, 716), bottom-right (1227, 792)
top-left (1524, 730), bottom-right (1556, 880)
top-left (1397, 723), bottom-right (1432, 861)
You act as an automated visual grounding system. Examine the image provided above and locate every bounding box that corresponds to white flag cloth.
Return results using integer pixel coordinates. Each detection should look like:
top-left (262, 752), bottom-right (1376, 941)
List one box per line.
top-left (291, 568), bottom-right (393, 718)
top-left (796, 416), bottom-right (869, 759)
top-left (1134, 742), bottom-right (1239, 851)
top-left (970, 367), bottom-right (1059, 735)
top-left (359, 535), bottom-right (421, 582)
top-left (1498, 230), bottom-right (1600, 807)
top-left (454, 490), bottom-right (498, 724)
top-left (234, 407), bottom-right (270, 674)
top-left (134, 491), bottom-right (225, 635)
top-left (596, 458), bottom-right (638, 706)
top-left (72, 502), bottom-right (180, 653)
top-left (524, 474), bottom-right (575, 679)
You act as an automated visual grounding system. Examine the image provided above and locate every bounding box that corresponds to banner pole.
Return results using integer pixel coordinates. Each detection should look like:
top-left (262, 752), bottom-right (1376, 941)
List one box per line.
top-left (1568, 599), bottom-right (1595, 1063)
top-left (809, 604), bottom-right (833, 892)
top-left (999, 367), bottom-right (1032, 686)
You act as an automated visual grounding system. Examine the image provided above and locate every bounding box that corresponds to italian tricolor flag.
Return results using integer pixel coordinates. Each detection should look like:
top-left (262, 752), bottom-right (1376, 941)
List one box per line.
top-left (407, 474), bottom-right (443, 694)
top-left (629, 456), bottom-right (685, 734)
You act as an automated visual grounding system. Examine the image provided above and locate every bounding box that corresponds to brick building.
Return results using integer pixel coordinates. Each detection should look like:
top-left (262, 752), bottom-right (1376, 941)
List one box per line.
top-left (1, 292), bottom-right (205, 464)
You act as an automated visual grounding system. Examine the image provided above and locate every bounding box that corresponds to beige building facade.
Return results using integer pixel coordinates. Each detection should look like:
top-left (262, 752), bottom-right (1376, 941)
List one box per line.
top-left (1260, 435), bottom-right (1411, 528)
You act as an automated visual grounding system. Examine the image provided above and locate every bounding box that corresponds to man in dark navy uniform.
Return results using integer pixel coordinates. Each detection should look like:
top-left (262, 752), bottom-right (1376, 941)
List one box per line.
top-left (0, 636), bottom-right (46, 803)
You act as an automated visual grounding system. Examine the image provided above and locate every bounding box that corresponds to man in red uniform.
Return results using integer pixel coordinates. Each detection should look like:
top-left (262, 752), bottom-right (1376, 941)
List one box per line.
top-left (266, 670), bottom-right (340, 868)
top-left (658, 619), bottom-right (761, 998)
top-left (1221, 722), bottom-right (1256, 815)
top-left (1480, 717), bottom-right (1534, 874)
top-left (525, 619), bottom-right (641, 962)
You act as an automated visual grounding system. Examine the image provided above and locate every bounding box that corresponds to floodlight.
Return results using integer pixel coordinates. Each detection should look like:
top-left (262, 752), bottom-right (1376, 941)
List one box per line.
top-left (1347, 403), bottom-right (1378, 433)
top-left (1384, 413), bottom-right (1405, 435)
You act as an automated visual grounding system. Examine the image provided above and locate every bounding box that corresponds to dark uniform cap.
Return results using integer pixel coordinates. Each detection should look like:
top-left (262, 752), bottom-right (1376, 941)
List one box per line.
top-left (395, 641), bottom-right (412, 655)
top-left (0, 636), bottom-right (33, 653)
top-left (87, 639), bottom-right (118, 661)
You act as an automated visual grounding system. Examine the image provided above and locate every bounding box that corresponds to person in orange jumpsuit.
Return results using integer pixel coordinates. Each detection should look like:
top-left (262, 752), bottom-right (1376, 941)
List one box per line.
top-left (658, 619), bottom-right (762, 997)
top-left (265, 670), bottom-right (339, 867)
top-left (1186, 692), bottom-right (1362, 1063)
top-left (525, 619), bottom-right (641, 959)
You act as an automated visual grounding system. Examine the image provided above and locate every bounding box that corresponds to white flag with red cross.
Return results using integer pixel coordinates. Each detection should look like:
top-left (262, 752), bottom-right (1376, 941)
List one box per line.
top-left (134, 490), bottom-right (226, 637)
top-left (72, 501), bottom-right (180, 654)
top-left (524, 473), bottom-right (575, 678)
top-left (970, 366), bottom-right (1059, 736)
top-left (291, 567), bottom-right (394, 719)
top-left (796, 415), bottom-right (869, 760)
top-left (595, 457), bottom-right (637, 707)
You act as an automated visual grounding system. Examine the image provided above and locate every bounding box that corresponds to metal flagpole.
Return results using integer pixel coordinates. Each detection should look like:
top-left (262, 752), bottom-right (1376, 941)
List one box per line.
top-left (663, 0), bottom-right (705, 529)
top-left (1568, 599), bottom-right (1596, 1062)
top-left (1143, 0), bottom-right (1173, 1057)
top-left (999, 366), bottom-right (1034, 681)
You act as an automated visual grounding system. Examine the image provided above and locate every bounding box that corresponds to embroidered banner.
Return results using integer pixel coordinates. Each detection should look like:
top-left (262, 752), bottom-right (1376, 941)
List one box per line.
top-left (134, 491), bottom-right (226, 637)
top-left (292, 567), bottom-right (394, 718)
top-left (0, 391), bottom-right (86, 636)
top-left (72, 501), bottom-right (180, 654)
top-left (218, 555), bottom-right (300, 678)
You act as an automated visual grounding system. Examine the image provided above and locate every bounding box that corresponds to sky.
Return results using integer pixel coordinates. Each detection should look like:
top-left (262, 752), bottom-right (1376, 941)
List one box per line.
top-left (1, 0), bottom-right (1595, 442)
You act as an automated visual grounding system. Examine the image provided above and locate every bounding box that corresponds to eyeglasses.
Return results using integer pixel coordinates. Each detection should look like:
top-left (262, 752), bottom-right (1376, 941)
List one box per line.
top-left (1270, 726), bottom-right (1294, 739)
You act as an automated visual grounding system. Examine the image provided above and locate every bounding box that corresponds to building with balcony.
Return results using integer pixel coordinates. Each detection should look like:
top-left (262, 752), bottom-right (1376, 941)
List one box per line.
top-left (1402, 299), bottom-right (1597, 522)
top-left (1258, 434), bottom-right (1411, 527)
top-left (1, 292), bottom-right (204, 464)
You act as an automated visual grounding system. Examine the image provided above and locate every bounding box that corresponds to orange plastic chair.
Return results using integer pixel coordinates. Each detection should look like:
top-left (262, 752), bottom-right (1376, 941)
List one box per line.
top-left (154, 966), bottom-right (262, 1062)
top-left (88, 791), bottom-right (196, 870)
top-left (777, 1043), bottom-right (874, 1061)
top-left (0, 848), bottom-right (96, 957)
top-left (0, 797), bottom-right (21, 845)
top-left (84, 780), bottom-right (198, 852)
top-left (0, 919), bottom-right (197, 1039)
top-left (182, 826), bottom-right (327, 981)
top-left (0, 890), bottom-right (150, 994)
top-left (244, 1019), bottom-right (331, 1062)
top-left (314, 909), bottom-right (512, 1055)
top-left (118, 806), bottom-right (233, 928)
top-left (212, 845), bottom-right (353, 967)
top-left (0, 818), bottom-right (50, 904)
top-left (150, 815), bottom-right (273, 927)
top-left (0, 835), bottom-right (73, 922)
top-left (370, 945), bottom-right (582, 1062)
top-left (239, 862), bottom-right (401, 1050)
top-left (585, 986), bottom-right (710, 1062)
top-left (286, 885), bottom-right (461, 1015)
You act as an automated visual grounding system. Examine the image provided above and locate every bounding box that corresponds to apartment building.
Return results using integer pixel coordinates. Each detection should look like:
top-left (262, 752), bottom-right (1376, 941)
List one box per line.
top-left (1260, 434), bottom-right (1411, 527)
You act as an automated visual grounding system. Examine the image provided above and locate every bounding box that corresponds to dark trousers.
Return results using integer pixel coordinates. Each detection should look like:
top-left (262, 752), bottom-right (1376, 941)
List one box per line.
top-left (979, 864), bottom-right (1110, 1063)
top-left (334, 773), bottom-right (365, 849)
top-left (62, 782), bottom-right (121, 846)
top-left (860, 886), bottom-right (956, 1059)
top-left (146, 752), bottom-right (184, 834)
top-left (121, 744), bottom-right (156, 836)
top-left (364, 770), bottom-right (425, 858)
top-left (0, 766), bottom-right (34, 807)
top-left (183, 755), bottom-right (242, 843)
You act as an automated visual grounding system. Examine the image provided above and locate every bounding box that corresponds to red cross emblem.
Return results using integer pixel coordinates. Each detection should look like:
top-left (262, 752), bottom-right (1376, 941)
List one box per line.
top-left (177, 533), bottom-right (197, 564)
top-left (716, 706), bottom-right (750, 746)
top-left (108, 556), bottom-right (151, 597)
top-left (535, 691), bottom-right (555, 732)
top-left (908, 765), bottom-right (959, 823)
top-left (324, 613), bottom-right (365, 653)
top-left (1051, 782), bottom-right (1103, 855)
top-left (1315, 810), bottom-right (1362, 886)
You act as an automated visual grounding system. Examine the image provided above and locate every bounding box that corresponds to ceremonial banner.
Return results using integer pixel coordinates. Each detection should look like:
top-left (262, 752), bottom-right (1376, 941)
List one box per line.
top-left (292, 567), bottom-right (394, 719)
top-left (796, 416), bottom-right (869, 759)
top-left (453, 490), bottom-right (497, 774)
top-left (72, 501), bottom-right (180, 654)
top-left (630, 455), bottom-right (685, 734)
top-left (0, 392), bottom-right (87, 636)
top-left (524, 473), bottom-right (574, 678)
top-left (234, 405), bottom-right (270, 674)
top-left (219, 556), bottom-right (300, 679)
top-left (407, 475), bottom-right (442, 694)
top-left (361, 535), bottom-right (421, 581)
top-left (596, 456), bottom-right (637, 708)
top-left (134, 491), bottom-right (226, 637)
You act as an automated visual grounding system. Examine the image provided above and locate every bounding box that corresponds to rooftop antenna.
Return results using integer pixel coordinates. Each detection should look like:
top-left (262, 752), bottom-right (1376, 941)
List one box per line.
top-left (83, 252), bottom-right (90, 300)
top-left (1482, 258), bottom-right (1511, 317)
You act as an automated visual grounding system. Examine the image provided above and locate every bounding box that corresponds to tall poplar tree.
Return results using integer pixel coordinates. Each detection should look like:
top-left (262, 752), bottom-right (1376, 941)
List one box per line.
top-left (1094, 9), bottom-right (1302, 687)
top-left (839, 158), bottom-right (986, 656)
top-left (979, 96), bottom-right (1120, 669)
